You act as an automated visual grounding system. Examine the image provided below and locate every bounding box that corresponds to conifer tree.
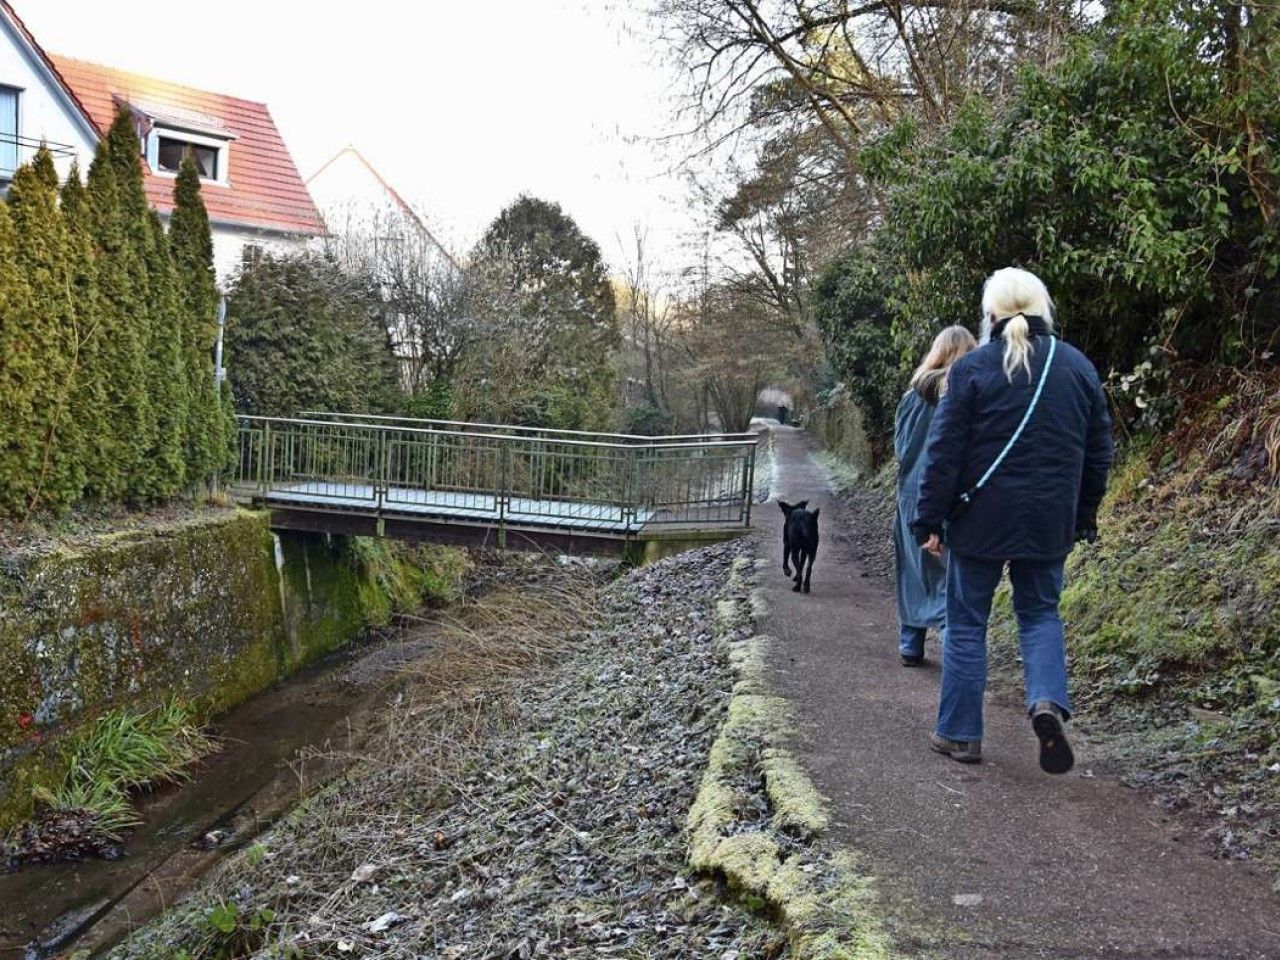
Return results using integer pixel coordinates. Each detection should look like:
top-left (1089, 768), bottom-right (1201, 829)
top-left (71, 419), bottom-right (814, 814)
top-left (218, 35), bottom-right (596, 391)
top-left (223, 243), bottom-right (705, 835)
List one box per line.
top-left (0, 200), bottom-right (39, 515)
top-left (169, 153), bottom-right (229, 483)
top-left (60, 164), bottom-right (111, 501)
top-left (102, 108), bottom-right (173, 500)
top-left (4, 151), bottom-right (81, 513)
top-left (145, 210), bottom-right (189, 497)
top-left (86, 135), bottom-right (153, 502)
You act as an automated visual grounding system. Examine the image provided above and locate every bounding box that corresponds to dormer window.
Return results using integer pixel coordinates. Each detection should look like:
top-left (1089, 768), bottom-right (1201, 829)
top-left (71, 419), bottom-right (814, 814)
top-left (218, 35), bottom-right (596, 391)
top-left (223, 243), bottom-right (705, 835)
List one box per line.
top-left (157, 136), bottom-right (218, 179)
top-left (134, 103), bottom-right (235, 186)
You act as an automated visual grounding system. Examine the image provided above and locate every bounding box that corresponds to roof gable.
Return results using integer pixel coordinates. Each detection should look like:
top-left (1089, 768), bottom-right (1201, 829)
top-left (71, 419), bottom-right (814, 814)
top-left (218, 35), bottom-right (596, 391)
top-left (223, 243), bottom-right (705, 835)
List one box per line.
top-left (0, 1), bottom-right (98, 144)
top-left (308, 145), bottom-right (456, 266)
top-left (49, 55), bottom-right (324, 236)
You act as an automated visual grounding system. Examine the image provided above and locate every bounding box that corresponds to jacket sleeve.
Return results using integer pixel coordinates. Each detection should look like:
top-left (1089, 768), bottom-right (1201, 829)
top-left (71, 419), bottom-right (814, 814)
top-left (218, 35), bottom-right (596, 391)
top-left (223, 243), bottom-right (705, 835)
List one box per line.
top-left (910, 366), bottom-right (973, 543)
top-left (1077, 377), bottom-right (1114, 532)
top-left (893, 392), bottom-right (912, 463)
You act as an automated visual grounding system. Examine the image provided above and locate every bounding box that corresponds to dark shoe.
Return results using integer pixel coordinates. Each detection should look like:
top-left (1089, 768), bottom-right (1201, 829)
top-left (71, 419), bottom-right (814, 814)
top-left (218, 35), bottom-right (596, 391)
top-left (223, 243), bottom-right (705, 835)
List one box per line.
top-left (900, 653), bottom-right (924, 667)
top-left (930, 732), bottom-right (981, 764)
top-left (1031, 701), bottom-right (1074, 774)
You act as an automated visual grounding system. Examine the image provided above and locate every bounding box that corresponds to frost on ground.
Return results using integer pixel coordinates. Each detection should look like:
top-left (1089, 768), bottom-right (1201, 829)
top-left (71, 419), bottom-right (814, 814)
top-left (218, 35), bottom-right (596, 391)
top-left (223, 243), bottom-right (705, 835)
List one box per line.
top-left (110, 540), bottom-right (789, 960)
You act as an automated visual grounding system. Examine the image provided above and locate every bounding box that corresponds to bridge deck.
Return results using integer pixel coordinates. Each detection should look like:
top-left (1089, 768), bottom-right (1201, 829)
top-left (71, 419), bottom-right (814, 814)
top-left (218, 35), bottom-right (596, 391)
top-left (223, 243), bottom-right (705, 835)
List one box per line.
top-left (264, 481), bottom-right (654, 532)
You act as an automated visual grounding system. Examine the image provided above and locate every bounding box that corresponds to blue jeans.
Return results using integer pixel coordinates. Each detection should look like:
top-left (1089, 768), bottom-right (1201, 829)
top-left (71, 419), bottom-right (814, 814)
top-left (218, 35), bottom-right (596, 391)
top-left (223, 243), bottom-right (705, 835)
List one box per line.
top-left (936, 554), bottom-right (1071, 742)
top-left (899, 624), bottom-right (928, 658)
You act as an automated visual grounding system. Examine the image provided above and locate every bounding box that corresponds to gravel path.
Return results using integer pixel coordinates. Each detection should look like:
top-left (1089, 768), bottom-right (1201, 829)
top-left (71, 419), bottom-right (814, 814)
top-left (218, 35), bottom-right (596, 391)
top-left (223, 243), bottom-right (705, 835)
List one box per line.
top-left (759, 425), bottom-right (1280, 960)
top-left (110, 542), bottom-right (788, 960)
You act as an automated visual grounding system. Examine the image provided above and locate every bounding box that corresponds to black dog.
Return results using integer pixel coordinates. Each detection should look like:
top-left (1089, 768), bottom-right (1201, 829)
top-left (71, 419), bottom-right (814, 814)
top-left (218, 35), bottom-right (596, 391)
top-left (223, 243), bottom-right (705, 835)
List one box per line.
top-left (779, 500), bottom-right (819, 593)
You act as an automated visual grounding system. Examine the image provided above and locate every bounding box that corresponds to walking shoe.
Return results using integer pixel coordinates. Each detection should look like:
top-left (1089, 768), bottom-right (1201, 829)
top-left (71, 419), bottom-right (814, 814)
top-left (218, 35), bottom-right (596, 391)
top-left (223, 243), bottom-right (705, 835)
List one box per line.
top-left (900, 653), bottom-right (924, 667)
top-left (1031, 701), bottom-right (1074, 774)
top-left (930, 732), bottom-right (981, 764)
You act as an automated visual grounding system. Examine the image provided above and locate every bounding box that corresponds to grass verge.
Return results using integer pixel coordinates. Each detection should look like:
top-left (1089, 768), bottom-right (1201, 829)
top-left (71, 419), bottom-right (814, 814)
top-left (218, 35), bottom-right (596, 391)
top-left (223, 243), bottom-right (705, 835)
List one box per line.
top-left (106, 545), bottom-right (785, 960)
top-left (687, 555), bottom-right (893, 959)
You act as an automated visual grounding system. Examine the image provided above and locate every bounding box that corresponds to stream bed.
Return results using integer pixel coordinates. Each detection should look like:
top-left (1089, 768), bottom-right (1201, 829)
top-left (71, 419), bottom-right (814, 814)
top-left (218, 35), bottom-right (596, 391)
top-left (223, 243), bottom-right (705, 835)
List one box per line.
top-left (0, 622), bottom-right (446, 960)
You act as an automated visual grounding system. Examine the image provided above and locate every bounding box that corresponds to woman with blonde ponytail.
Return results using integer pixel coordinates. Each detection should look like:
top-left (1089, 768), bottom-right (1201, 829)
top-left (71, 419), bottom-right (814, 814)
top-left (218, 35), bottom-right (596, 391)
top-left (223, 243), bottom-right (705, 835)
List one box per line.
top-left (894, 325), bottom-right (976, 666)
top-left (979, 265), bottom-right (1055, 381)
top-left (911, 268), bottom-right (1114, 775)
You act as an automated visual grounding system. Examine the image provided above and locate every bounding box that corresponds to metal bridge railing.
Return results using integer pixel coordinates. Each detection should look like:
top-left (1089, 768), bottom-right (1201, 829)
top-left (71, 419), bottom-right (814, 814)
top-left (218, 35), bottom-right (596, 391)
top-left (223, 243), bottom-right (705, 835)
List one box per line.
top-left (232, 416), bottom-right (758, 533)
top-left (296, 410), bottom-right (756, 446)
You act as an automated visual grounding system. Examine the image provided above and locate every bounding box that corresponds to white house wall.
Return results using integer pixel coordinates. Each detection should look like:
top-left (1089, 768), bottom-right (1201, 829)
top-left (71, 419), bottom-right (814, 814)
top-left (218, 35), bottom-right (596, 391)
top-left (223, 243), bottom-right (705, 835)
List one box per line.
top-left (210, 222), bottom-right (312, 284)
top-left (0, 14), bottom-right (96, 180)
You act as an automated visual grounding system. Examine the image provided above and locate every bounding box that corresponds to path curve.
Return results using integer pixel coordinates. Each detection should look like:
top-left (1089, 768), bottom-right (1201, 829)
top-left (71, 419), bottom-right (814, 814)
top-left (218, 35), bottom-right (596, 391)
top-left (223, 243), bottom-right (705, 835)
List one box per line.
top-left (756, 425), bottom-right (1280, 960)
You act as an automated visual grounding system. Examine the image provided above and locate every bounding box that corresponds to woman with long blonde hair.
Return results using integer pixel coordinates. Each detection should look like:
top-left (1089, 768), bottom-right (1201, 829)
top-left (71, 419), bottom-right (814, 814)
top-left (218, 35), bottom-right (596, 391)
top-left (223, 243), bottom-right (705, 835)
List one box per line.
top-left (894, 325), bottom-right (977, 666)
top-left (912, 267), bottom-right (1114, 774)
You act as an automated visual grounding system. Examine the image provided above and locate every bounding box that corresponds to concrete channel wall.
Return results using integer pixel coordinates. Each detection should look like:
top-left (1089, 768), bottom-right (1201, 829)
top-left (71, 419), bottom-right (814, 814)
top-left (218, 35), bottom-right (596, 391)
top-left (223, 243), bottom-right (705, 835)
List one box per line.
top-left (0, 509), bottom-right (468, 829)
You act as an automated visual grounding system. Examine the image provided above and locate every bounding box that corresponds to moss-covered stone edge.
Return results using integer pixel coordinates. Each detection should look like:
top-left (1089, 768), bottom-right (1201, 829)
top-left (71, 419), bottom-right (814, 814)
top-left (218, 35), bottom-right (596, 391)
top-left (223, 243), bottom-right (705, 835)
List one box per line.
top-left (687, 555), bottom-right (893, 960)
top-left (0, 511), bottom-right (471, 832)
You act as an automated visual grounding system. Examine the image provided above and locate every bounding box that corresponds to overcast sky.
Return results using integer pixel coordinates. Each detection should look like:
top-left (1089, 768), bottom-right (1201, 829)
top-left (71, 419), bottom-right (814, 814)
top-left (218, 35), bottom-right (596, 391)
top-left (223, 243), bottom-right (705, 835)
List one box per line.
top-left (19, 0), bottom-right (702, 273)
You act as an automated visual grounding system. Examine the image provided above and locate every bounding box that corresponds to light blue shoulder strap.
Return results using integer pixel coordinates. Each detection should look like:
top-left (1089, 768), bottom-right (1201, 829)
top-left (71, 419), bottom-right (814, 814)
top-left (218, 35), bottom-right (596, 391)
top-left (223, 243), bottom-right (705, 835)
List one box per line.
top-left (972, 336), bottom-right (1057, 493)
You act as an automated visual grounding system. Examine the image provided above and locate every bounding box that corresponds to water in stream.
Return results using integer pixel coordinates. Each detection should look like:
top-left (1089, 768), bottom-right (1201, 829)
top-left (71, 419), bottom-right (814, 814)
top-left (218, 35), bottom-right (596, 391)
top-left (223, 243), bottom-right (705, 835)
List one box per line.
top-left (0, 623), bottom-right (445, 960)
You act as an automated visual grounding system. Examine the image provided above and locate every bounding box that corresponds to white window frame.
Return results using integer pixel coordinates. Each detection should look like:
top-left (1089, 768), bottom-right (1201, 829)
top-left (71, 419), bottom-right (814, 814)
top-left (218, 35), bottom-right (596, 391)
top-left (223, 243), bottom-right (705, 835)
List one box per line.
top-left (146, 125), bottom-right (230, 186)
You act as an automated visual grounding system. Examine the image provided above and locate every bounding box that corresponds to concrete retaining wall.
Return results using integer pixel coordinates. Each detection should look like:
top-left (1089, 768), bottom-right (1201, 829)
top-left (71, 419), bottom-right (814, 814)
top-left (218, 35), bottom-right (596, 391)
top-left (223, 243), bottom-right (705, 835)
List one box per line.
top-left (0, 509), bottom-right (467, 828)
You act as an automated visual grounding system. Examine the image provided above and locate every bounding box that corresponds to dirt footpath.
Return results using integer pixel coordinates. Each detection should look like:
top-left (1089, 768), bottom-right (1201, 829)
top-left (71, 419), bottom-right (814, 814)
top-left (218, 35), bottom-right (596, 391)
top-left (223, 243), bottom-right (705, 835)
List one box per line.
top-left (757, 425), bottom-right (1280, 960)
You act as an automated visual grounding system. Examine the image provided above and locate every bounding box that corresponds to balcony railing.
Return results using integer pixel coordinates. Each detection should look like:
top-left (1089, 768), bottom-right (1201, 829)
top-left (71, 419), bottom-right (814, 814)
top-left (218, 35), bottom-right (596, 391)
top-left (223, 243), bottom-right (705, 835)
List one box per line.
top-left (0, 133), bottom-right (79, 180)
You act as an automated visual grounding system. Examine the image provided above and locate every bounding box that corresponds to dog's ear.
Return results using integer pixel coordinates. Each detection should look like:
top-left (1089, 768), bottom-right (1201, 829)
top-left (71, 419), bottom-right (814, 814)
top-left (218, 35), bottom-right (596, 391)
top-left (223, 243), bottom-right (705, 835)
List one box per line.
top-left (811, 507), bottom-right (820, 520)
top-left (794, 500), bottom-right (809, 511)
top-left (778, 501), bottom-right (793, 515)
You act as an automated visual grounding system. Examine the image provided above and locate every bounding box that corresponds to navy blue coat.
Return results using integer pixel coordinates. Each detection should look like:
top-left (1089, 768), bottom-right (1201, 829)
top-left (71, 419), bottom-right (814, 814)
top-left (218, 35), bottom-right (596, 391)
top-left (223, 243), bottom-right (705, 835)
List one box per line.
top-left (911, 321), bottom-right (1114, 562)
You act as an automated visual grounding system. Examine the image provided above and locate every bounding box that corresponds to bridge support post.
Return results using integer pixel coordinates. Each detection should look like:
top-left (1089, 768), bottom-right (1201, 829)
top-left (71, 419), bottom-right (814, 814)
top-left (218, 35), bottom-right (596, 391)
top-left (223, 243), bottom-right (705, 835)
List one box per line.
top-left (622, 446), bottom-right (639, 532)
top-left (497, 443), bottom-right (510, 550)
top-left (260, 421), bottom-right (273, 499)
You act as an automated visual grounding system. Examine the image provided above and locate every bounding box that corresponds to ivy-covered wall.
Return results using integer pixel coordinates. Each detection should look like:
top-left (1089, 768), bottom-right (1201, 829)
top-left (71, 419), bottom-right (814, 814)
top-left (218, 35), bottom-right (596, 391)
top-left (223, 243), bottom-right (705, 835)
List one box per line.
top-left (0, 510), bottom-right (469, 828)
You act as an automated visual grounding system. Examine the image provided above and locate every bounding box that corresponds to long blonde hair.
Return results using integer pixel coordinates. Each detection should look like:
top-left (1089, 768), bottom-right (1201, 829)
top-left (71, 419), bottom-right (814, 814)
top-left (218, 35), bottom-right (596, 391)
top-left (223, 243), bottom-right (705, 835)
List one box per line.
top-left (981, 267), bottom-right (1055, 382)
top-left (910, 325), bottom-right (978, 403)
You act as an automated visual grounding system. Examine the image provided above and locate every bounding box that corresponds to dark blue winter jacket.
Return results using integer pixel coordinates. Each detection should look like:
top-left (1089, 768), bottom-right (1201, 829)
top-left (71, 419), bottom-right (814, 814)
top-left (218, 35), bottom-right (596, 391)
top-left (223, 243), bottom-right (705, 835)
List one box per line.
top-left (911, 317), bottom-right (1114, 562)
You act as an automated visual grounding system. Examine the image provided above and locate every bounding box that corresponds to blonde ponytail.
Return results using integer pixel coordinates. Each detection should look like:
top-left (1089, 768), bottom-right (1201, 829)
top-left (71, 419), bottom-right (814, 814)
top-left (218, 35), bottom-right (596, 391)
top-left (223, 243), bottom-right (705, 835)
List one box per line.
top-left (980, 267), bottom-right (1055, 383)
top-left (1002, 313), bottom-right (1033, 382)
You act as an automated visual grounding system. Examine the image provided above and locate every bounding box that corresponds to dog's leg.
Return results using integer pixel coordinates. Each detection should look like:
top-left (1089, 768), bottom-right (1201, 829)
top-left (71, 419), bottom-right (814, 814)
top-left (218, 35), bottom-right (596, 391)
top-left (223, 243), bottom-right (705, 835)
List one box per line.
top-left (791, 547), bottom-right (803, 591)
top-left (803, 547), bottom-right (816, 594)
top-left (782, 529), bottom-right (791, 576)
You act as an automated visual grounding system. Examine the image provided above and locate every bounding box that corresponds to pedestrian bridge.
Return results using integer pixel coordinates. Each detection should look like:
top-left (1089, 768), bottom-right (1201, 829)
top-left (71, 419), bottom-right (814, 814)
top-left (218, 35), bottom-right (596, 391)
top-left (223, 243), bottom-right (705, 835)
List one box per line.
top-left (230, 413), bottom-right (759, 556)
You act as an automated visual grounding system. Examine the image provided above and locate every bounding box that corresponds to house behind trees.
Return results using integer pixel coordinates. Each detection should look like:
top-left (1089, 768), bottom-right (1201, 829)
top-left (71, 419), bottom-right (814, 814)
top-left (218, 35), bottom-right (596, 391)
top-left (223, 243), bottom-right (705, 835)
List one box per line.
top-left (0, 0), bottom-right (323, 279)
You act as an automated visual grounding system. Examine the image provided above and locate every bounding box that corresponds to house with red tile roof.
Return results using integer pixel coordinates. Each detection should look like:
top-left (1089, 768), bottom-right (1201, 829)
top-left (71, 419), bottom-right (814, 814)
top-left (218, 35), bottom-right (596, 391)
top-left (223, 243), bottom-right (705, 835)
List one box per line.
top-left (1, 0), bottom-right (323, 279)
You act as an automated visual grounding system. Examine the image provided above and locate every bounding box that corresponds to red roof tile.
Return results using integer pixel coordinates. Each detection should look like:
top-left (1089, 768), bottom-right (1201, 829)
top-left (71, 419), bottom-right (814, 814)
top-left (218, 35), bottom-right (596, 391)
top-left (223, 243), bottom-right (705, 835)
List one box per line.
top-left (49, 55), bottom-right (324, 236)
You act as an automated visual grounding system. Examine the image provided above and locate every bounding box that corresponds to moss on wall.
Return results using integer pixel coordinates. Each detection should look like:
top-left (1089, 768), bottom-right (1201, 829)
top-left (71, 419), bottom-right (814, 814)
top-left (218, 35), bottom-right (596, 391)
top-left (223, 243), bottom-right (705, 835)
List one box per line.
top-left (0, 510), bottom-right (470, 830)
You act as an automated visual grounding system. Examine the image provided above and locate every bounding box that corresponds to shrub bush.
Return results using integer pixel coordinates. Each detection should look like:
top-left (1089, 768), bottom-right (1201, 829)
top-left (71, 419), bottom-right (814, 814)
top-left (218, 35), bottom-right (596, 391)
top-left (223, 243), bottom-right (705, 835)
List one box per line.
top-left (223, 251), bottom-right (400, 418)
top-left (815, 1), bottom-right (1280, 453)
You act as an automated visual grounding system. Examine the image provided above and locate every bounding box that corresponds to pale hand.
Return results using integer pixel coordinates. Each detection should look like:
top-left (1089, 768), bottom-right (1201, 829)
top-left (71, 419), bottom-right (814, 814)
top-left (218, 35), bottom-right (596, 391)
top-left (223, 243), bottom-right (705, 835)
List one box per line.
top-left (923, 534), bottom-right (944, 558)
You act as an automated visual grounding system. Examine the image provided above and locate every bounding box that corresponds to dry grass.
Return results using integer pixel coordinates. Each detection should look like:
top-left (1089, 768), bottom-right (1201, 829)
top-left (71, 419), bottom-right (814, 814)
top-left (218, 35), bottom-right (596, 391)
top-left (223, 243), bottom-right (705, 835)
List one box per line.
top-left (365, 577), bottom-right (600, 756)
top-left (191, 572), bottom-right (610, 955)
